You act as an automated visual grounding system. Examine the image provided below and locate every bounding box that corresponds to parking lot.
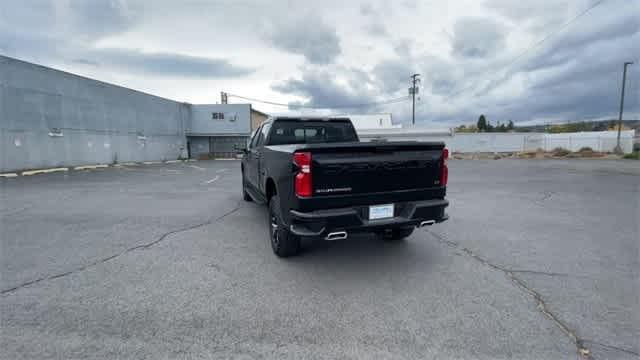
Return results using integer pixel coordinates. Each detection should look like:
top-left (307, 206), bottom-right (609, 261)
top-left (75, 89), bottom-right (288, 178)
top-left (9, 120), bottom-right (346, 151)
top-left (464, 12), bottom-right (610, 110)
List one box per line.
top-left (1, 159), bottom-right (638, 360)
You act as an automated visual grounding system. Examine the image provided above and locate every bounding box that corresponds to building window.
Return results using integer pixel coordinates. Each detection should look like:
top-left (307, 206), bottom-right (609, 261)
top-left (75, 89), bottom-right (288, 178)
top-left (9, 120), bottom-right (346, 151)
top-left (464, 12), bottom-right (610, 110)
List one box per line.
top-left (212, 112), bottom-right (225, 120)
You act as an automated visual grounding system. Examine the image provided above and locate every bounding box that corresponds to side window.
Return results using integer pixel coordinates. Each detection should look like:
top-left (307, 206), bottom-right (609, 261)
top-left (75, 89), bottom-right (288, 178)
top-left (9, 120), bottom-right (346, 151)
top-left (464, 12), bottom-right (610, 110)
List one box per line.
top-left (256, 123), bottom-right (271, 147)
top-left (249, 126), bottom-right (261, 149)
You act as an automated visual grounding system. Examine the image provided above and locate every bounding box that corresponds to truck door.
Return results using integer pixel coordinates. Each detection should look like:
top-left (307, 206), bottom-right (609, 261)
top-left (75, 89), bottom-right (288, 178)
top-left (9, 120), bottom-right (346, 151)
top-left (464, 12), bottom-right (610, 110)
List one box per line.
top-left (252, 122), bottom-right (271, 192)
top-left (245, 126), bottom-right (261, 188)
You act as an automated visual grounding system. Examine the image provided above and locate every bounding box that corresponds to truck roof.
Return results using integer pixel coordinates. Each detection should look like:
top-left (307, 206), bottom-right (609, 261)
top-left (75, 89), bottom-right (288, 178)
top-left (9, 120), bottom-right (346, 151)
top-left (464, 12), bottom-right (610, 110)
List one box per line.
top-left (270, 116), bottom-right (352, 122)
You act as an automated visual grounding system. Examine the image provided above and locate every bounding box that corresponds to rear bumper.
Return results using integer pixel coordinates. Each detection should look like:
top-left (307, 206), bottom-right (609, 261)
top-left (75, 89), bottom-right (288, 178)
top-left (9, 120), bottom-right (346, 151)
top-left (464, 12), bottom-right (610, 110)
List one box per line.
top-left (289, 199), bottom-right (449, 237)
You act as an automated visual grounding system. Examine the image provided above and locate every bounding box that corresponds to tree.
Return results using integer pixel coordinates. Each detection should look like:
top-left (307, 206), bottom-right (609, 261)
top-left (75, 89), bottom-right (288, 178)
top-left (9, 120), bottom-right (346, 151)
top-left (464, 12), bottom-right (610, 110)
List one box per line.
top-left (507, 120), bottom-right (514, 131)
top-left (477, 115), bottom-right (487, 132)
top-left (486, 121), bottom-right (494, 132)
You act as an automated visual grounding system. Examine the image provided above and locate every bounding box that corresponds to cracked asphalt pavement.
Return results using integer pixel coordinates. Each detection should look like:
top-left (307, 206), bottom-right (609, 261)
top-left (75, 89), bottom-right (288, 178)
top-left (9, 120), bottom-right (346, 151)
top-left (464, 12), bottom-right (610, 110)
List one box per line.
top-left (1, 159), bottom-right (638, 359)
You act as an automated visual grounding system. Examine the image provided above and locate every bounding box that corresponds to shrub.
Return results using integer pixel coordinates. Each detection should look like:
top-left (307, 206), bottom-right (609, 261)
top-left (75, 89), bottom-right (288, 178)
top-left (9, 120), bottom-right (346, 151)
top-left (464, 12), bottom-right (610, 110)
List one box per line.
top-left (633, 143), bottom-right (640, 152)
top-left (578, 147), bottom-right (593, 153)
top-left (551, 147), bottom-right (571, 157)
top-left (623, 151), bottom-right (640, 160)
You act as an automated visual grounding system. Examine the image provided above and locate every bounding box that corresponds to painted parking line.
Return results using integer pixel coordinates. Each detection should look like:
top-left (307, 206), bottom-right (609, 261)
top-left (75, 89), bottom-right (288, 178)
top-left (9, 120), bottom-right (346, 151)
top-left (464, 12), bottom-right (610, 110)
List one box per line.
top-left (0, 173), bottom-right (18, 178)
top-left (189, 165), bottom-right (206, 171)
top-left (22, 168), bottom-right (69, 176)
top-left (203, 175), bottom-right (220, 184)
top-left (216, 168), bottom-right (228, 173)
top-left (165, 160), bottom-right (181, 163)
top-left (74, 164), bottom-right (109, 170)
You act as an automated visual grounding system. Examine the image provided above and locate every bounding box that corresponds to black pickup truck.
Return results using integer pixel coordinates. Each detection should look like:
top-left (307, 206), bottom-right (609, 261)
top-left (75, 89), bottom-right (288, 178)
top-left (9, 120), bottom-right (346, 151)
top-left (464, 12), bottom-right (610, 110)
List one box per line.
top-left (241, 117), bottom-right (449, 257)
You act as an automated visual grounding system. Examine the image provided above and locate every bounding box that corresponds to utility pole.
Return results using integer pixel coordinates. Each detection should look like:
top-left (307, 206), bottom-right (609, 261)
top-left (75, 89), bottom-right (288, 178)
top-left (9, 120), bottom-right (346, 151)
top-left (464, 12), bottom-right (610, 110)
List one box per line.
top-left (220, 91), bottom-right (228, 104)
top-left (615, 62), bottom-right (633, 154)
top-left (410, 74), bottom-right (420, 125)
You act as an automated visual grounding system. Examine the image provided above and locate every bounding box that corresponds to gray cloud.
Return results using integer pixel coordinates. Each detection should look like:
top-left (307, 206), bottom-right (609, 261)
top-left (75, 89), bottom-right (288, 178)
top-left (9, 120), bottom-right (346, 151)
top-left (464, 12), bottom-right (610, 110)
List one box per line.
top-left (0, 1), bottom-right (252, 79)
top-left (66, 0), bottom-right (139, 40)
top-left (360, 3), bottom-right (375, 16)
top-left (264, 16), bottom-right (341, 65)
top-left (373, 59), bottom-right (414, 93)
top-left (272, 68), bottom-right (377, 109)
top-left (0, 30), bottom-right (253, 79)
top-left (451, 17), bottom-right (506, 59)
top-left (85, 48), bottom-right (254, 78)
top-left (365, 23), bottom-right (388, 37)
top-left (72, 58), bottom-right (100, 67)
top-left (359, 3), bottom-right (389, 37)
top-left (393, 39), bottom-right (413, 58)
top-left (0, 0), bottom-right (137, 41)
top-left (484, 0), bottom-right (569, 31)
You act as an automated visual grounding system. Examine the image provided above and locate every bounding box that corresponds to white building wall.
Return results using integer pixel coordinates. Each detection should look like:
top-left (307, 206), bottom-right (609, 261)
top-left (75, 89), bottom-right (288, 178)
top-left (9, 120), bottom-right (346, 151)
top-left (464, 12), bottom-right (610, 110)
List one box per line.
top-left (357, 129), bottom-right (635, 153)
top-left (343, 113), bottom-right (400, 130)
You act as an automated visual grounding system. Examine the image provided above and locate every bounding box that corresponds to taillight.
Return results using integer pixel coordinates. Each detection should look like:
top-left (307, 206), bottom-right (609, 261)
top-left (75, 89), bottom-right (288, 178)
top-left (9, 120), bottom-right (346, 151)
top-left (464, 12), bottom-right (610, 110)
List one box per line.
top-left (440, 148), bottom-right (449, 186)
top-left (294, 152), bottom-right (312, 197)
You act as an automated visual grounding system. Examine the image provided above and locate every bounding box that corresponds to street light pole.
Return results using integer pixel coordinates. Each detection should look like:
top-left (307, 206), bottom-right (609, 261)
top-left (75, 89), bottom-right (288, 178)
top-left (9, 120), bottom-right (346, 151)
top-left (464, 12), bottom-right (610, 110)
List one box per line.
top-left (615, 61), bottom-right (633, 154)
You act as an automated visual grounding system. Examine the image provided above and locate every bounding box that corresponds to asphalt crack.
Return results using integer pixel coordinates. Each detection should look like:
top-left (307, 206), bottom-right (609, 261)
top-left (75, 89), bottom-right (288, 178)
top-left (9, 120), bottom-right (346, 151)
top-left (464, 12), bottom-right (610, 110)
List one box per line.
top-left (425, 229), bottom-right (592, 359)
top-left (582, 340), bottom-right (639, 357)
top-left (1, 202), bottom-right (242, 295)
top-left (507, 269), bottom-right (571, 278)
top-left (536, 190), bottom-right (555, 204)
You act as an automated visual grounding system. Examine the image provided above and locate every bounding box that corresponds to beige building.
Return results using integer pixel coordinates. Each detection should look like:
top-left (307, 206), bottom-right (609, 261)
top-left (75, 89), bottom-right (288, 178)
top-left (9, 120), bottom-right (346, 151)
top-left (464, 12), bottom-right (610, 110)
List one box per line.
top-left (251, 108), bottom-right (269, 130)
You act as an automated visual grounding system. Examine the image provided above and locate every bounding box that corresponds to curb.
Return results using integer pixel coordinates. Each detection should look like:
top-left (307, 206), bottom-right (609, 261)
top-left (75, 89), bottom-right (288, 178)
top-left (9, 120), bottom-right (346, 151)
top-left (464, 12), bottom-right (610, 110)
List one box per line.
top-left (2, 159), bottom-right (197, 178)
top-left (22, 168), bottom-right (69, 176)
top-left (74, 164), bottom-right (109, 170)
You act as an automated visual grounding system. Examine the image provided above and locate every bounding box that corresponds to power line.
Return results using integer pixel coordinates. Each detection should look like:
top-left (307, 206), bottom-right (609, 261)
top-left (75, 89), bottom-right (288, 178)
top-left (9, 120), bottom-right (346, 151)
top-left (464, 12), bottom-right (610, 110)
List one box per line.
top-left (226, 93), bottom-right (409, 109)
top-left (441, 0), bottom-right (608, 103)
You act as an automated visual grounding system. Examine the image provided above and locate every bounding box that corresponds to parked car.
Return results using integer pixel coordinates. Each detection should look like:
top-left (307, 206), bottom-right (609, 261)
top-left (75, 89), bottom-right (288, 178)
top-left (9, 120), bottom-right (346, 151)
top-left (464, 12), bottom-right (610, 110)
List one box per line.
top-left (240, 117), bottom-right (449, 257)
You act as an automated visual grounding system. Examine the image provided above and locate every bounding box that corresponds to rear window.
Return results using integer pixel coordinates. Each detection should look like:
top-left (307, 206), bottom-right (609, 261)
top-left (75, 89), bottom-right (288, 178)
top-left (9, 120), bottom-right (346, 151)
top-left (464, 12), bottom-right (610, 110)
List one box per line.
top-left (267, 120), bottom-right (358, 145)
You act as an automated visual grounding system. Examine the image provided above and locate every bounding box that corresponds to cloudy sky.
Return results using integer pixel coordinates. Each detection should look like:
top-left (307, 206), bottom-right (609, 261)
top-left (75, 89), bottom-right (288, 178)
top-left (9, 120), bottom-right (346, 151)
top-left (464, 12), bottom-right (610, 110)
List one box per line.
top-left (1, 0), bottom-right (638, 126)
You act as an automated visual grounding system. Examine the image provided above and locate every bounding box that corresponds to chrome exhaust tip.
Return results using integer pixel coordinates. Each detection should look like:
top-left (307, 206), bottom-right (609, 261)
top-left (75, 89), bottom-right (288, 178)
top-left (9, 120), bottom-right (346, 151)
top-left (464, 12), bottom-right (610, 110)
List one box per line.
top-left (418, 220), bottom-right (436, 227)
top-left (325, 231), bottom-right (348, 241)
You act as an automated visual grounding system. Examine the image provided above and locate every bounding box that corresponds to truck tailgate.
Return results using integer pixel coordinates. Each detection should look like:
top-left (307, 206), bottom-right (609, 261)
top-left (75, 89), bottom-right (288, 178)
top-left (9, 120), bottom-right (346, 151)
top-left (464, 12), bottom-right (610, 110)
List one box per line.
top-left (308, 142), bottom-right (445, 196)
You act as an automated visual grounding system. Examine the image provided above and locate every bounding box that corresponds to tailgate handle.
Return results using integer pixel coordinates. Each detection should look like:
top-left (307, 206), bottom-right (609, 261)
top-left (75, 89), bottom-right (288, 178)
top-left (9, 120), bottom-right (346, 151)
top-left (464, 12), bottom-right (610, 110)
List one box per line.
top-left (373, 146), bottom-right (395, 153)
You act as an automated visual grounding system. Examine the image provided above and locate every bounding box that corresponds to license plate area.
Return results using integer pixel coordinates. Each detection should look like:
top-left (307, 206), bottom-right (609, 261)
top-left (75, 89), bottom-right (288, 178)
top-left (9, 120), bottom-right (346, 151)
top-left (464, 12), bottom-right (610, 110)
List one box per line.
top-left (369, 204), bottom-right (394, 220)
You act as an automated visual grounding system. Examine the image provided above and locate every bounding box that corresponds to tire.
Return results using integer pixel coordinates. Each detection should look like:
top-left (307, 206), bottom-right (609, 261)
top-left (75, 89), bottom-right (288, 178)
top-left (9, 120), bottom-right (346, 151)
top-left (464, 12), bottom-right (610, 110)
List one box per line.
top-left (241, 172), bottom-right (252, 201)
top-left (378, 227), bottom-right (414, 241)
top-left (268, 195), bottom-right (300, 257)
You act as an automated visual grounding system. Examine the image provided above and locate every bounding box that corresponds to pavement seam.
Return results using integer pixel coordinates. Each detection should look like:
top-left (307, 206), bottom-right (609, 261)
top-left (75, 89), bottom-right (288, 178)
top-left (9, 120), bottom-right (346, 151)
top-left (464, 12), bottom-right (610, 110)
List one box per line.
top-left (1, 202), bottom-right (242, 296)
top-left (581, 340), bottom-right (640, 357)
top-left (506, 269), bottom-right (572, 277)
top-left (425, 229), bottom-right (592, 359)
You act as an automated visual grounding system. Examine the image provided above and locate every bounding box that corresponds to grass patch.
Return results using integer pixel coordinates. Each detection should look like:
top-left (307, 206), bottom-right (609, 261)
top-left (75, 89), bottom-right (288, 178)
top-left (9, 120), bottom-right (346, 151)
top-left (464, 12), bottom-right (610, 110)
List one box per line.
top-left (551, 147), bottom-right (571, 157)
top-left (623, 151), bottom-right (640, 160)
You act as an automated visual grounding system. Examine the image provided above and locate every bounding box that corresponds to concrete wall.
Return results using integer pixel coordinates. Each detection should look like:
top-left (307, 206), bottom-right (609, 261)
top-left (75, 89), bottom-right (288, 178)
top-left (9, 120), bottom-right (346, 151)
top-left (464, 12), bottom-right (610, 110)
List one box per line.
top-left (359, 129), bottom-right (636, 153)
top-left (188, 136), bottom-right (210, 158)
top-left (0, 56), bottom-right (188, 172)
top-left (188, 104), bottom-right (251, 136)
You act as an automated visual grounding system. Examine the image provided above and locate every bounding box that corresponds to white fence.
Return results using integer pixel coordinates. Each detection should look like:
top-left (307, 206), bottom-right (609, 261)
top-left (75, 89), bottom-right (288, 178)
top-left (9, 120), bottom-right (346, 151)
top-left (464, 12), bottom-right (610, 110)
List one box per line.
top-left (358, 129), bottom-right (636, 154)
